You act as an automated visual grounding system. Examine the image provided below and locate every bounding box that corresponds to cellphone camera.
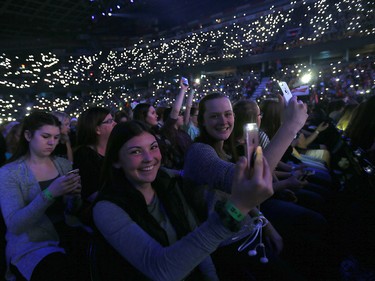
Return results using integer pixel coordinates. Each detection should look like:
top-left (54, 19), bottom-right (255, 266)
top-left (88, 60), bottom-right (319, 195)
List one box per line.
top-left (181, 77), bottom-right (189, 86)
top-left (243, 123), bottom-right (259, 168)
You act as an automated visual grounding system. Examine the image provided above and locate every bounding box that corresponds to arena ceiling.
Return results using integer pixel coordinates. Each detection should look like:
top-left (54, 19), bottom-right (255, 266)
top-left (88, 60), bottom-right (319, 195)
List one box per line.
top-left (0, 0), bottom-right (252, 54)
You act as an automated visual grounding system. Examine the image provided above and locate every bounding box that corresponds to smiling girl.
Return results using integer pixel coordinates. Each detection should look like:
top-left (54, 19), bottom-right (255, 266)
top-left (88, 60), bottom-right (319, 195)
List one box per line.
top-left (92, 120), bottom-right (273, 281)
top-left (183, 93), bottom-right (330, 280)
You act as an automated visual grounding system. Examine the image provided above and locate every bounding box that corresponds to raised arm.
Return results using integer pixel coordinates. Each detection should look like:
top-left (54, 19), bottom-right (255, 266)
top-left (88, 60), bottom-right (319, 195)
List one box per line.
top-left (263, 96), bottom-right (308, 172)
top-left (94, 200), bottom-right (231, 281)
top-left (183, 89), bottom-right (195, 126)
top-left (94, 147), bottom-right (273, 281)
top-left (170, 78), bottom-right (189, 120)
top-left (184, 143), bottom-right (235, 193)
top-left (297, 122), bottom-right (329, 149)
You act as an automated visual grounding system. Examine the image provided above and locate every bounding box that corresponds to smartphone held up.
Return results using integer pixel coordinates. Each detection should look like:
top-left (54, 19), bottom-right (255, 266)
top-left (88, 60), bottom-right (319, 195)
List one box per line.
top-left (278, 81), bottom-right (293, 105)
top-left (243, 123), bottom-right (259, 169)
top-left (181, 77), bottom-right (189, 87)
top-left (66, 169), bottom-right (79, 176)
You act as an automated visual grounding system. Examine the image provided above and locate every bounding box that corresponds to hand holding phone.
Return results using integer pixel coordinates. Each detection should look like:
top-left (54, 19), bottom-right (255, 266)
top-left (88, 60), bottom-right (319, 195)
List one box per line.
top-left (243, 123), bottom-right (259, 169)
top-left (65, 169), bottom-right (81, 195)
top-left (48, 170), bottom-right (81, 197)
top-left (181, 77), bottom-right (189, 87)
top-left (278, 81), bottom-right (293, 105)
top-left (66, 169), bottom-right (79, 175)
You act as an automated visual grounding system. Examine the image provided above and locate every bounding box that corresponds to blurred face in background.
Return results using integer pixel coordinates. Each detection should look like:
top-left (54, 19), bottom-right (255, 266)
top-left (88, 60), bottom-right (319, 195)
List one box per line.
top-left (146, 106), bottom-right (158, 126)
top-left (60, 117), bottom-right (71, 135)
top-left (191, 110), bottom-right (199, 127)
top-left (118, 116), bottom-right (128, 123)
top-left (177, 112), bottom-right (184, 128)
top-left (97, 114), bottom-right (116, 140)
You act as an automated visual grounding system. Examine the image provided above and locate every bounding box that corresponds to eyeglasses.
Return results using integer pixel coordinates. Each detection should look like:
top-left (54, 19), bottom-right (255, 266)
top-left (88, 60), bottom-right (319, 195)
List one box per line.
top-left (101, 118), bottom-right (114, 125)
top-left (258, 112), bottom-right (263, 118)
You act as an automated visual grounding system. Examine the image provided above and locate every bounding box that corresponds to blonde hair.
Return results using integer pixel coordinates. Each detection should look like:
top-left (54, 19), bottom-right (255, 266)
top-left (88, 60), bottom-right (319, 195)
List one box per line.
top-left (51, 111), bottom-right (70, 123)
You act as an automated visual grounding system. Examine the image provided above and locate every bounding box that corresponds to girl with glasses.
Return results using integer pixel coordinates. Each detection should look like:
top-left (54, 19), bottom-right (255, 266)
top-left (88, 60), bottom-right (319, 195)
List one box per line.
top-left (73, 107), bottom-right (116, 218)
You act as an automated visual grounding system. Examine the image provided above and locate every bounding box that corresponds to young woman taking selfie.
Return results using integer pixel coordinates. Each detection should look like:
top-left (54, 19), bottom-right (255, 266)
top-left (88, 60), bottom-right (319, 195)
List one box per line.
top-left (92, 120), bottom-right (273, 281)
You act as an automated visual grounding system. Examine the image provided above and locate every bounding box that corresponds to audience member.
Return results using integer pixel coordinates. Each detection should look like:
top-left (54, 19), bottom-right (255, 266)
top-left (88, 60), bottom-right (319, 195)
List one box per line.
top-left (114, 110), bottom-right (130, 123)
top-left (344, 95), bottom-right (375, 153)
top-left (0, 111), bottom-right (82, 281)
top-left (0, 1), bottom-right (373, 279)
top-left (73, 107), bottom-right (116, 205)
top-left (156, 106), bottom-right (166, 129)
top-left (4, 122), bottom-right (21, 161)
top-left (1, 122), bottom-right (20, 139)
top-left (0, 133), bottom-right (6, 166)
top-left (159, 79), bottom-right (193, 171)
top-left (260, 99), bottom-right (329, 171)
top-left (183, 89), bottom-right (200, 141)
top-left (183, 93), bottom-right (334, 280)
top-left (292, 122), bottom-right (331, 165)
top-left (51, 111), bottom-right (73, 163)
top-left (133, 103), bottom-right (159, 131)
top-left (327, 99), bottom-right (346, 124)
top-left (231, 99), bottom-right (329, 212)
top-left (69, 117), bottom-right (78, 148)
top-left (92, 120), bottom-right (273, 280)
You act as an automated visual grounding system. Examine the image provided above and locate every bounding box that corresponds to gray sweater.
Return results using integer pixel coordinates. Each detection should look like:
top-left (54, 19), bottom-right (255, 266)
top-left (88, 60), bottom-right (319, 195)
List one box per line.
top-left (0, 156), bottom-right (76, 280)
top-left (184, 142), bottom-right (235, 192)
top-left (93, 197), bottom-right (235, 281)
top-left (183, 142), bottom-right (257, 244)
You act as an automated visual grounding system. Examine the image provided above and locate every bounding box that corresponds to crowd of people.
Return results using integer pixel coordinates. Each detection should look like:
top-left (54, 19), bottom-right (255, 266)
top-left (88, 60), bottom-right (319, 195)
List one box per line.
top-left (1, 52), bottom-right (374, 126)
top-left (0, 0), bottom-right (374, 279)
top-left (0, 72), bottom-right (374, 280)
top-left (0, 0), bottom-right (372, 92)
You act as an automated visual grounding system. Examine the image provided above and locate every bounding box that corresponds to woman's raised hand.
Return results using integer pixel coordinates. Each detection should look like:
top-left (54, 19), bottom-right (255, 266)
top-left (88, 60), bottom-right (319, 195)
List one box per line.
top-left (230, 146), bottom-right (273, 214)
top-left (282, 95), bottom-right (308, 135)
top-left (180, 77), bottom-right (189, 92)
